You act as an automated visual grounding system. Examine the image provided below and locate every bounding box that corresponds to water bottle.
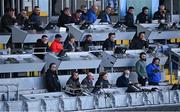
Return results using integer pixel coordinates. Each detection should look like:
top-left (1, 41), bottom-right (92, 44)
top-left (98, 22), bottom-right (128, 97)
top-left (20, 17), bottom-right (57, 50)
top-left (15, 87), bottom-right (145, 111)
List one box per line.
top-left (7, 47), bottom-right (11, 55)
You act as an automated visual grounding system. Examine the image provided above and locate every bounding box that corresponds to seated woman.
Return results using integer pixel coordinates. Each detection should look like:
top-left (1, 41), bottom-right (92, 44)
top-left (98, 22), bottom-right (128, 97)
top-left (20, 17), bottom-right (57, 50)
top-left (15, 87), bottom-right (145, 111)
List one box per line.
top-left (45, 63), bottom-right (61, 92)
top-left (92, 71), bottom-right (110, 93)
top-left (64, 37), bottom-right (78, 52)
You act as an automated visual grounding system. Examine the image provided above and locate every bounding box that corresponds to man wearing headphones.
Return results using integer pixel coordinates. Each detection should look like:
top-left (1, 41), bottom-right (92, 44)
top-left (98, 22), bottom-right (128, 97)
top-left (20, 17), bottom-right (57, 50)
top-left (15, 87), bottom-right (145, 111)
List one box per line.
top-left (136, 52), bottom-right (148, 86)
top-left (146, 58), bottom-right (161, 85)
top-left (153, 4), bottom-right (167, 20)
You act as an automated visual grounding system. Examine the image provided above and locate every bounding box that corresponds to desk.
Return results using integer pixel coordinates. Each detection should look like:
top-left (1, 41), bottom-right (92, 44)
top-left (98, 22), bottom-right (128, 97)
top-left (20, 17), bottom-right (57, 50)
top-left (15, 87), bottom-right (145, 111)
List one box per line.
top-left (66, 24), bottom-right (136, 42)
top-left (45, 52), bottom-right (102, 73)
top-left (0, 54), bottom-right (45, 74)
top-left (137, 23), bottom-right (180, 41)
top-left (12, 26), bottom-right (68, 45)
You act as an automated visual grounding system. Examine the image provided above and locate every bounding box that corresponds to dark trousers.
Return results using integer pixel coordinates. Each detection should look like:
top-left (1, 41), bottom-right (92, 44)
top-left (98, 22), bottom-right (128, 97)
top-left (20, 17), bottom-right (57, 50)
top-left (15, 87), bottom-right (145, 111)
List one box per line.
top-left (149, 82), bottom-right (159, 86)
top-left (138, 76), bottom-right (146, 86)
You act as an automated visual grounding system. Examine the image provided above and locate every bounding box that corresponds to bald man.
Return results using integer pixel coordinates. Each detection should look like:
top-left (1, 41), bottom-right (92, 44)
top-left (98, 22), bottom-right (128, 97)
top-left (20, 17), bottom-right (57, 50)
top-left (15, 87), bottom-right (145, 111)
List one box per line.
top-left (86, 5), bottom-right (98, 23)
top-left (116, 70), bottom-right (130, 87)
top-left (81, 72), bottom-right (94, 88)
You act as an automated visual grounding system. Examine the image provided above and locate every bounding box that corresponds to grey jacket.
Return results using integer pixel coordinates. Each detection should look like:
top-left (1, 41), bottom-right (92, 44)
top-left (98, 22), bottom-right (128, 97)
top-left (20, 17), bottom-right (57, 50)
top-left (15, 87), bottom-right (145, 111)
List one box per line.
top-left (136, 60), bottom-right (147, 78)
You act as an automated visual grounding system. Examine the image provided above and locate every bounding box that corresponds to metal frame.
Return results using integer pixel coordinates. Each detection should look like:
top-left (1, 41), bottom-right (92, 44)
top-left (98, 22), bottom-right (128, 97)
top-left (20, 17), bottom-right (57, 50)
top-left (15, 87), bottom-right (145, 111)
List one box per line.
top-left (169, 48), bottom-right (180, 84)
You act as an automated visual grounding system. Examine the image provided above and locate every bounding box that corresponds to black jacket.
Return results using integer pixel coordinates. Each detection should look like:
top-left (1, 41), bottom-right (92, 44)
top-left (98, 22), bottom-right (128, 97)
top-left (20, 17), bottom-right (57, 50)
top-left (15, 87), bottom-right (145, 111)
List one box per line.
top-left (58, 11), bottom-right (73, 27)
top-left (82, 41), bottom-right (94, 51)
top-left (116, 75), bottom-right (129, 87)
top-left (0, 14), bottom-right (16, 32)
top-left (130, 38), bottom-right (148, 49)
top-left (92, 78), bottom-right (110, 93)
top-left (153, 11), bottom-right (166, 20)
top-left (16, 14), bottom-right (29, 26)
top-left (136, 12), bottom-right (150, 23)
top-left (98, 11), bottom-right (111, 23)
top-left (81, 77), bottom-right (93, 88)
top-left (64, 42), bottom-right (77, 52)
top-left (45, 69), bottom-right (61, 92)
top-left (102, 38), bottom-right (115, 51)
top-left (124, 12), bottom-right (134, 27)
top-left (66, 77), bottom-right (81, 89)
top-left (34, 39), bottom-right (49, 59)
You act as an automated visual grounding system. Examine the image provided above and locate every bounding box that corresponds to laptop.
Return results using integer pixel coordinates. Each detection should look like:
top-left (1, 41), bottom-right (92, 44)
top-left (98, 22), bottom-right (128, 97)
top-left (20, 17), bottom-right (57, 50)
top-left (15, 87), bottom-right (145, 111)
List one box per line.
top-left (93, 19), bottom-right (101, 25)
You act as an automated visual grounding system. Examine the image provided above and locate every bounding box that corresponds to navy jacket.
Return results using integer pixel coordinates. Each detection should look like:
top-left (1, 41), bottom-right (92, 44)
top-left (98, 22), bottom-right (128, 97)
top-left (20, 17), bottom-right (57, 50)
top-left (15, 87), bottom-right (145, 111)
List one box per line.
top-left (146, 63), bottom-right (161, 83)
top-left (98, 11), bottom-right (111, 23)
top-left (116, 75), bottom-right (129, 87)
top-left (29, 13), bottom-right (41, 25)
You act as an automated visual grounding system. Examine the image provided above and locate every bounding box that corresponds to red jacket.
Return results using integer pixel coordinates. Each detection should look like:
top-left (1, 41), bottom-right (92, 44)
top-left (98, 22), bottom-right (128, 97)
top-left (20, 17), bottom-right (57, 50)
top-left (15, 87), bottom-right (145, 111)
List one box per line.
top-left (50, 40), bottom-right (64, 53)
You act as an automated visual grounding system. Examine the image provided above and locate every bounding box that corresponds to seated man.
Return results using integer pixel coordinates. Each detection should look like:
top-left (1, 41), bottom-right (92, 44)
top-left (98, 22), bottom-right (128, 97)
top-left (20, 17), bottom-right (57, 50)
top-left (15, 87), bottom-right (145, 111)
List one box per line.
top-left (81, 72), bottom-right (94, 89)
top-left (29, 6), bottom-right (41, 25)
top-left (66, 71), bottom-right (81, 89)
top-left (16, 9), bottom-right (29, 26)
top-left (116, 70), bottom-right (130, 87)
top-left (64, 37), bottom-right (78, 52)
top-left (45, 63), bottom-right (61, 92)
top-left (58, 7), bottom-right (73, 27)
top-left (146, 58), bottom-right (161, 85)
top-left (34, 35), bottom-right (49, 59)
top-left (153, 4), bottom-right (167, 21)
top-left (130, 32), bottom-right (148, 49)
top-left (124, 7), bottom-right (135, 28)
top-left (136, 7), bottom-right (151, 24)
top-left (1, 8), bottom-right (16, 32)
top-left (85, 5), bottom-right (98, 23)
top-left (81, 34), bottom-right (94, 51)
top-left (92, 72), bottom-right (110, 93)
top-left (102, 33), bottom-right (115, 51)
top-left (98, 6), bottom-right (112, 23)
top-left (50, 34), bottom-right (64, 53)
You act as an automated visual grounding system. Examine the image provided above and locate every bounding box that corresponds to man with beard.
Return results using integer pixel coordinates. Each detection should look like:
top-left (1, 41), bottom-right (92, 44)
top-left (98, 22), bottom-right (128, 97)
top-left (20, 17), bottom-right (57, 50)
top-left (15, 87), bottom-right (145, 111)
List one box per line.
top-left (29, 6), bottom-right (41, 25)
top-left (45, 63), bottom-right (61, 92)
top-left (136, 52), bottom-right (148, 86)
top-left (146, 58), bottom-right (161, 85)
top-left (136, 7), bottom-right (151, 23)
top-left (82, 34), bottom-right (94, 51)
top-left (129, 32), bottom-right (148, 49)
top-left (66, 71), bottom-right (81, 89)
top-left (124, 6), bottom-right (135, 28)
top-left (153, 4), bottom-right (167, 20)
top-left (102, 33), bottom-right (115, 51)
top-left (1, 8), bottom-right (16, 32)
top-left (116, 70), bottom-right (131, 87)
